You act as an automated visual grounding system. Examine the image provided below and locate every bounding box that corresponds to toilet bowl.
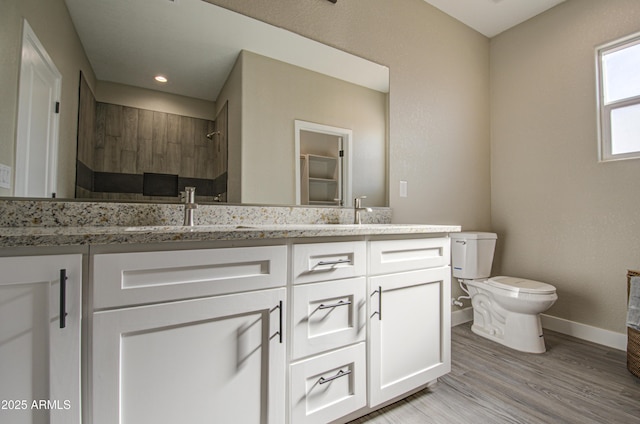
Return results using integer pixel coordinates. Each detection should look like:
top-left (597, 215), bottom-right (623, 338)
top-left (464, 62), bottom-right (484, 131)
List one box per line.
top-left (450, 232), bottom-right (557, 354)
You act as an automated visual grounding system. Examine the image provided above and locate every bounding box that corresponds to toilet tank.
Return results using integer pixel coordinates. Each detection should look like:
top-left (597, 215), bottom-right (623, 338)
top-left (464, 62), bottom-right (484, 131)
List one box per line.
top-left (450, 232), bottom-right (497, 279)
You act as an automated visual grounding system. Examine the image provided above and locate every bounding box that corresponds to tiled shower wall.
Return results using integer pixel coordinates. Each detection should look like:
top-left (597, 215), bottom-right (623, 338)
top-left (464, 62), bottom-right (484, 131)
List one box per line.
top-left (76, 74), bottom-right (227, 201)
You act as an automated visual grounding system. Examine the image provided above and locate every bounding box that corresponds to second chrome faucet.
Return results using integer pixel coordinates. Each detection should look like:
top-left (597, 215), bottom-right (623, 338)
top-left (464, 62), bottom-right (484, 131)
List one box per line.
top-left (354, 196), bottom-right (372, 224)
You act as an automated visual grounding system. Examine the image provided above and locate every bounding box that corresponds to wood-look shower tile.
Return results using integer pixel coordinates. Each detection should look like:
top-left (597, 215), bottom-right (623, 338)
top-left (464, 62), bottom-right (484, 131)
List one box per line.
top-left (195, 146), bottom-right (211, 179)
top-left (95, 103), bottom-right (106, 149)
top-left (167, 113), bottom-right (180, 143)
top-left (103, 135), bottom-right (121, 172)
top-left (181, 156), bottom-right (195, 178)
top-left (152, 111), bottom-right (168, 156)
top-left (137, 109), bottom-right (153, 140)
top-left (93, 147), bottom-right (105, 172)
top-left (105, 104), bottom-right (122, 137)
top-left (179, 116), bottom-right (195, 147)
top-left (181, 140), bottom-right (195, 159)
top-left (122, 107), bottom-right (138, 151)
top-left (137, 138), bottom-right (153, 173)
top-left (152, 154), bottom-right (167, 174)
top-left (166, 142), bottom-right (181, 175)
top-left (120, 150), bottom-right (137, 174)
top-left (194, 118), bottom-right (208, 146)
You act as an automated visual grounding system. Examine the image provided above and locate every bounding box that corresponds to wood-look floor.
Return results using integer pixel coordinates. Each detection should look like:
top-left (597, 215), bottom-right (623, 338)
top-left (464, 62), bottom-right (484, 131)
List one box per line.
top-left (351, 323), bottom-right (640, 424)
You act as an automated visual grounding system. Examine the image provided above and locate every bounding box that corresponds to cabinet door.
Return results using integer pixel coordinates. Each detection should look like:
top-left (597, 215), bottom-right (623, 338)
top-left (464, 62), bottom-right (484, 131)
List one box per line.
top-left (0, 254), bottom-right (82, 424)
top-left (92, 288), bottom-right (286, 424)
top-left (368, 267), bottom-right (451, 407)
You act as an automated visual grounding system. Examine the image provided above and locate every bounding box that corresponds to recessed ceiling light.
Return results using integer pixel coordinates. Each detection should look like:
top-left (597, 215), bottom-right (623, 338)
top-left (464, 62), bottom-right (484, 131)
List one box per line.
top-left (154, 75), bottom-right (168, 83)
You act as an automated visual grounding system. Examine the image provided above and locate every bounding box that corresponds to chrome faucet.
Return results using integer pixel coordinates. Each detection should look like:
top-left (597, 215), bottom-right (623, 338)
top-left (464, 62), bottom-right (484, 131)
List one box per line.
top-left (181, 186), bottom-right (197, 226)
top-left (353, 196), bottom-right (373, 224)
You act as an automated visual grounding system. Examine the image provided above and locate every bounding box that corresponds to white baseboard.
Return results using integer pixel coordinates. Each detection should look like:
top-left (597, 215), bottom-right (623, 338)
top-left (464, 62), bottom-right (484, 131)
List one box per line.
top-left (451, 309), bottom-right (627, 351)
top-left (540, 314), bottom-right (627, 351)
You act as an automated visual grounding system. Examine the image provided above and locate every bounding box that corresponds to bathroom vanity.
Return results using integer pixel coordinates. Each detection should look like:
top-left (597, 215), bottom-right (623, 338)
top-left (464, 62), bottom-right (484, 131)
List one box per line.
top-left (0, 206), bottom-right (459, 424)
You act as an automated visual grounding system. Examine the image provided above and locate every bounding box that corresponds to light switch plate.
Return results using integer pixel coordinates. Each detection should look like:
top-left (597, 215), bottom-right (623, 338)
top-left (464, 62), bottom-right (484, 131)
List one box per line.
top-left (399, 180), bottom-right (408, 197)
top-left (0, 164), bottom-right (11, 189)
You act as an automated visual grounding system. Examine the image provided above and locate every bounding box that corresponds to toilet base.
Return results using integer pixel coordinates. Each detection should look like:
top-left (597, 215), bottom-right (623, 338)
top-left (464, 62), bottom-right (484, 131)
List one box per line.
top-left (471, 311), bottom-right (547, 354)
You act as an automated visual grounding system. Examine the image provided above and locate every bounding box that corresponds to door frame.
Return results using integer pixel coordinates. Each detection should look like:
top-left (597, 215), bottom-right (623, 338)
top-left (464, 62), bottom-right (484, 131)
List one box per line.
top-left (15, 20), bottom-right (61, 197)
top-left (294, 120), bottom-right (352, 206)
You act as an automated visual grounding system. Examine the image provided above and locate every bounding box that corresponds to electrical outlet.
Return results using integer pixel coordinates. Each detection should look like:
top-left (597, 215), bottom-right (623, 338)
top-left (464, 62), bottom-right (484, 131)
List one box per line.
top-left (0, 164), bottom-right (11, 189)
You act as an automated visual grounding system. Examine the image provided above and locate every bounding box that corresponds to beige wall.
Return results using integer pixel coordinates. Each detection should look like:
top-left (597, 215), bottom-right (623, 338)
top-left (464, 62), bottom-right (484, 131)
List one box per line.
top-left (491, 0), bottom-right (640, 333)
top-left (205, 0), bottom-right (491, 224)
top-left (240, 51), bottom-right (387, 206)
top-left (206, 0), bottom-right (491, 302)
top-left (0, 0), bottom-right (94, 197)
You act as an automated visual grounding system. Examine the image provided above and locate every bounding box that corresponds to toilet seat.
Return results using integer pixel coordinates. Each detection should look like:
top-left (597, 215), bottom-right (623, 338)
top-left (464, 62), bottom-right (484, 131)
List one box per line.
top-left (487, 276), bottom-right (556, 294)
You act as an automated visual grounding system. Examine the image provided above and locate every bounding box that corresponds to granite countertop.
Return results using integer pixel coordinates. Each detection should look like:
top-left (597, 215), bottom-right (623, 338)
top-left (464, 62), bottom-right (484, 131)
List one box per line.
top-left (0, 223), bottom-right (462, 248)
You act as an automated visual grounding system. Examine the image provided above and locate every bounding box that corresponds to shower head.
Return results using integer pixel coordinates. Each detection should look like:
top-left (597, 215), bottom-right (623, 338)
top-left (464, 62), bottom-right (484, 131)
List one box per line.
top-left (206, 131), bottom-right (220, 140)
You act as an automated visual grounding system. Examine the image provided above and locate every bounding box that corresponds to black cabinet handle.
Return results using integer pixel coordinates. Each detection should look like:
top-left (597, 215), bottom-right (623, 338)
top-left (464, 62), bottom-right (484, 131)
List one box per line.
top-left (60, 269), bottom-right (68, 329)
top-left (278, 300), bottom-right (283, 344)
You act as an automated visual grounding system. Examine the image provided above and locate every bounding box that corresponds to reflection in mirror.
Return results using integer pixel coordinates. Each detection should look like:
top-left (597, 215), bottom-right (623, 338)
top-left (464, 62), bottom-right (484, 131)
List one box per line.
top-left (1, 0), bottom-right (389, 206)
top-left (296, 121), bottom-right (353, 207)
top-left (75, 72), bottom-right (228, 202)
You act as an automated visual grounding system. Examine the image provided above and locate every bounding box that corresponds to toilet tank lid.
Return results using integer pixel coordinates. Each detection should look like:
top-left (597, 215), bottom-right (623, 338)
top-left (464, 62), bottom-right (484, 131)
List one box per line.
top-left (487, 276), bottom-right (556, 294)
top-left (450, 231), bottom-right (497, 240)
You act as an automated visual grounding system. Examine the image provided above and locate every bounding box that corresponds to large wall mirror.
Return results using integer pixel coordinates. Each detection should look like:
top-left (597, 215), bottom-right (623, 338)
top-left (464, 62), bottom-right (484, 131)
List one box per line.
top-left (1, 0), bottom-right (389, 207)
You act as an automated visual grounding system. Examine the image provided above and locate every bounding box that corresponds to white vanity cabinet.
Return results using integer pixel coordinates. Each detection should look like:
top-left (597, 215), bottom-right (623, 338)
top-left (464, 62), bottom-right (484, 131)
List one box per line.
top-left (90, 246), bottom-right (287, 424)
top-left (367, 238), bottom-right (452, 407)
top-left (289, 241), bottom-right (368, 423)
top-left (83, 232), bottom-right (454, 423)
top-left (0, 254), bottom-right (82, 424)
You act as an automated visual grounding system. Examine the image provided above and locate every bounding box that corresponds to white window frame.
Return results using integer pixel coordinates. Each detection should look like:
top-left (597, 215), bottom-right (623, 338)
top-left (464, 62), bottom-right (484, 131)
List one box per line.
top-left (596, 32), bottom-right (640, 162)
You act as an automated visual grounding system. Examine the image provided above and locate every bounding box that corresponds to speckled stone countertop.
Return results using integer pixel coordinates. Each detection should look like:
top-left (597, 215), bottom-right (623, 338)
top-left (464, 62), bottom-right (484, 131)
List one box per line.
top-left (0, 199), bottom-right (460, 248)
top-left (0, 223), bottom-right (461, 248)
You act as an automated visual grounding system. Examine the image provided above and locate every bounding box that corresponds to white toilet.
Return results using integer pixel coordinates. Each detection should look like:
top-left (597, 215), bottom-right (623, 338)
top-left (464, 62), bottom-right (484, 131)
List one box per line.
top-left (450, 232), bottom-right (557, 353)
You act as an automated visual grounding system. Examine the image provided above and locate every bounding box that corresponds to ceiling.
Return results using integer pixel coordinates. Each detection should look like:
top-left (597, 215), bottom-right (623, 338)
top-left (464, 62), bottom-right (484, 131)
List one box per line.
top-left (64, 0), bottom-right (565, 104)
top-left (64, 0), bottom-right (388, 102)
top-left (423, 0), bottom-right (566, 38)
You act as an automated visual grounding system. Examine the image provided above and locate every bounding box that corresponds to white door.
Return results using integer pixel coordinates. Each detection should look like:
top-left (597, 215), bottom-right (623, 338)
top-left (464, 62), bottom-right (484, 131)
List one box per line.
top-left (368, 267), bottom-right (451, 407)
top-left (92, 288), bottom-right (286, 424)
top-left (15, 20), bottom-right (61, 198)
top-left (0, 254), bottom-right (82, 424)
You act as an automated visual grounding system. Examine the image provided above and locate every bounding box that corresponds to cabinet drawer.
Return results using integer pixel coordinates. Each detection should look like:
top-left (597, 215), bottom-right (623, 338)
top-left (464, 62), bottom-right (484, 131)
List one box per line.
top-left (369, 237), bottom-right (450, 275)
top-left (290, 343), bottom-right (366, 424)
top-left (292, 277), bottom-right (366, 360)
top-left (293, 241), bottom-right (366, 284)
top-left (93, 245), bottom-right (287, 309)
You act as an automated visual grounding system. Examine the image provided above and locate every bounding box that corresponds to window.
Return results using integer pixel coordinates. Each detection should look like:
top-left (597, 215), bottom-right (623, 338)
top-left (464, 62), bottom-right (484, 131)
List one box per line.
top-left (596, 33), bottom-right (640, 161)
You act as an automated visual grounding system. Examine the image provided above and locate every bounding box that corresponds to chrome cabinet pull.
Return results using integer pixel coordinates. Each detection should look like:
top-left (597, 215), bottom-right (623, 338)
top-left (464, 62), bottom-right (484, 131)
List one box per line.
top-left (59, 269), bottom-right (68, 329)
top-left (318, 369), bottom-right (352, 385)
top-left (316, 258), bottom-right (351, 267)
top-left (318, 300), bottom-right (352, 310)
top-left (371, 286), bottom-right (382, 321)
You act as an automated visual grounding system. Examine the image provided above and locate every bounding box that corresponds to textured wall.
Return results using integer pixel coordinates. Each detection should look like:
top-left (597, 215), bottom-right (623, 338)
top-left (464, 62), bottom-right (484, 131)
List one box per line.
top-left (205, 0), bottom-right (491, 228)
top-left (240, 51), bottom-right (387, 206)
top-left (491, 0), bottom-right (640, 332)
